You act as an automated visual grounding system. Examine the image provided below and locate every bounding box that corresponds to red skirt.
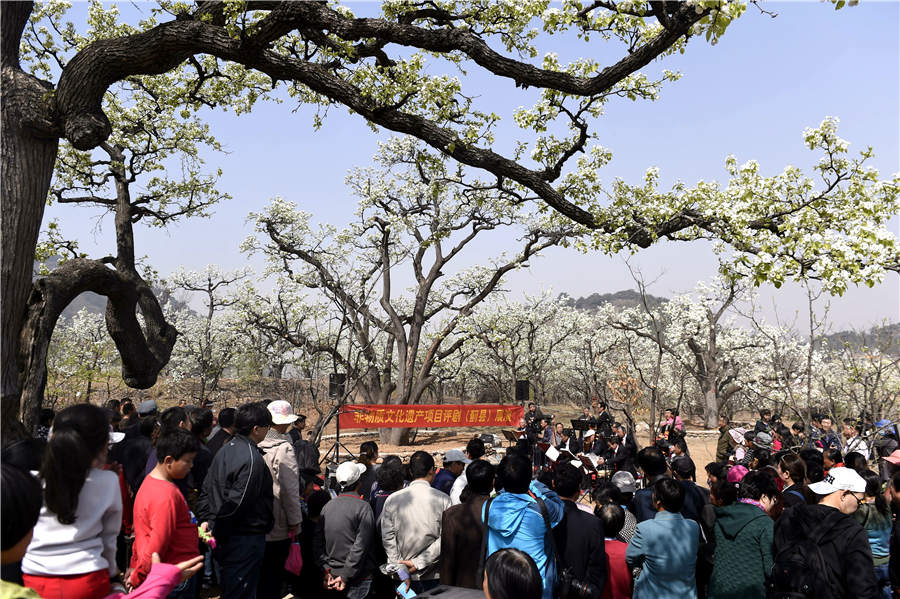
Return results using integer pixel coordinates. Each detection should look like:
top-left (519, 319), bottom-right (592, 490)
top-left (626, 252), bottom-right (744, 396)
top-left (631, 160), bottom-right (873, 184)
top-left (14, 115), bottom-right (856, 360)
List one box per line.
top-left (23, 569), bottom-right (110, 599)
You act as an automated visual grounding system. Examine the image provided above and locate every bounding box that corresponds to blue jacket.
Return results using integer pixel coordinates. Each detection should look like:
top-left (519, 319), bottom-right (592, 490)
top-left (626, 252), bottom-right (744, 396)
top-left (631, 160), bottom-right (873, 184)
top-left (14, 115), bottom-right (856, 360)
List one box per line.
top-left (484, 480), bottom-right (564, 599)
top-left (625, 510), bottom-right (699, 599)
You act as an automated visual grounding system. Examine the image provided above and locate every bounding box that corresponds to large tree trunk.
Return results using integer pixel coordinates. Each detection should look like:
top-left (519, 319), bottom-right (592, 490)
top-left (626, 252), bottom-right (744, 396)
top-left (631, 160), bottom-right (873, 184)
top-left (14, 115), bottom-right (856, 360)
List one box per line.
top-left (703, 381), bottom-right (719, 429)
top-left (1, 2), bottom-right (60, 437)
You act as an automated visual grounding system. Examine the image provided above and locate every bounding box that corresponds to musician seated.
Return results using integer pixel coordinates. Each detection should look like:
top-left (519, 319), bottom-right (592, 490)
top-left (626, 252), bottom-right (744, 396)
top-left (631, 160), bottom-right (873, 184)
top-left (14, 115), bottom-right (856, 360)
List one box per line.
top-left (556, 428), bottom-right (582, 455)
top-left (581, 429), bottom-right (596, 455)
top-left (598, 435), bottom-right (636, 475)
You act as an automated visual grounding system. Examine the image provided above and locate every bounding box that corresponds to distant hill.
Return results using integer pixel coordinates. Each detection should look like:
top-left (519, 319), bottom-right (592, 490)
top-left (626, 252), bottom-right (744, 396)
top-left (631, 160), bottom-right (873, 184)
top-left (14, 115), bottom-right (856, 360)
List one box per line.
top-left (559, 289), bottom-right (668, 312)
top-left (819, 322), bottom-right (900, 355)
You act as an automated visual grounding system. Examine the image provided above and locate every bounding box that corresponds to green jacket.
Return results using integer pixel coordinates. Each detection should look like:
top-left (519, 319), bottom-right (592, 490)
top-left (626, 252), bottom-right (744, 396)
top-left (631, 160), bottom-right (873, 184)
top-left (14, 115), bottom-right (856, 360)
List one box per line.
top-left (716, 427), bottom-right (731, 462)
top-left (707, 501), bottom-right (774, 599)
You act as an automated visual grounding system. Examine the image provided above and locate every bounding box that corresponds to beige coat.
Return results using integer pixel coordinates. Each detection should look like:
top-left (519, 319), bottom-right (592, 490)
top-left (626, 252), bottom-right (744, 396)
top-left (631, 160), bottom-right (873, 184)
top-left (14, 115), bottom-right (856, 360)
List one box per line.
top-left (258, 429), bottom-right (302, 541)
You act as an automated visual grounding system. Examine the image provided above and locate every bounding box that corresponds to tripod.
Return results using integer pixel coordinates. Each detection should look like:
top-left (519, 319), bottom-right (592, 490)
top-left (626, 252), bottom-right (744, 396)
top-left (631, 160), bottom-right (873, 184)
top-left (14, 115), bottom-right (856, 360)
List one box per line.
top-left (319, 404), bottom-right (363, 466)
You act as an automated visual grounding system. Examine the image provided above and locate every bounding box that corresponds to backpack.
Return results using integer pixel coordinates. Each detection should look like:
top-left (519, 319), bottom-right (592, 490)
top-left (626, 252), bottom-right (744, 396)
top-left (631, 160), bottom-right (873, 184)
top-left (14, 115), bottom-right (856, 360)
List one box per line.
top-left (766, 525), bottom-right (832, 598)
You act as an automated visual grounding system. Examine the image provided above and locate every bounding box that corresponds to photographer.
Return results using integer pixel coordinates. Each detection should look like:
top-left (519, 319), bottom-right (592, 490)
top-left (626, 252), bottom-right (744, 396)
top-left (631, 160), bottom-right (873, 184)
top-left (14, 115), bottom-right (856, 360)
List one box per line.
top-left (552, 464), bottom-right (606, 599)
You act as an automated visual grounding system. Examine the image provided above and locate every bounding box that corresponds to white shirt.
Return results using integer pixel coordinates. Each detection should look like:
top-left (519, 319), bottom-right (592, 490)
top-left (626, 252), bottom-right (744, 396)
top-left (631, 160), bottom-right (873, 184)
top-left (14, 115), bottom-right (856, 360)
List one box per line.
top-left (449, 471), bottom-right (468, 505)
top-left (844, 435), bottom-right (870, 459)
top-left (23, 468), bottom-right (122, 576)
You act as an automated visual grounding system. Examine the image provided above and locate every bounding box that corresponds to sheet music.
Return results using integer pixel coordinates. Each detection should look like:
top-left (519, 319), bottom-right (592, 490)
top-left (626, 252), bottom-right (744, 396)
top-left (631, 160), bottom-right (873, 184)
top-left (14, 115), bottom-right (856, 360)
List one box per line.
top-left (545, 445), bottom-right (560, 462)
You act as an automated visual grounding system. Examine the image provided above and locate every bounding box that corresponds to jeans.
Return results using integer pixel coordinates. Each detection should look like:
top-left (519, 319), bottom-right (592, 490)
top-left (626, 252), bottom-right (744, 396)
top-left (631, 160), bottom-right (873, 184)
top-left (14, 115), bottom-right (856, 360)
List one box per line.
top-left (875, 563), bottom-right (892, 599)
top-left (257, 539), bottom-right (291, 599)
top-left (168, 572), bottom-right (198, 599)
top-left (344, 578), bottom-right (372, 599)
top-left (215, 534), bottom-right (266, 599)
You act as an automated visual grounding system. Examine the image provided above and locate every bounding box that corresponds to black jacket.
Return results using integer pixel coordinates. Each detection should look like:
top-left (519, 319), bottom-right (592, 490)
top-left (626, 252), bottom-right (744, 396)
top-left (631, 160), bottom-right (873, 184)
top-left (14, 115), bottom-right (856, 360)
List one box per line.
top-left (553, 499), bottom-right (607, 599)
top-left (196, 434), bottom-right (274, 538)
top-left (607, 444), bottom-right (635, 475)
top-left (110, 423), bottom-right (153, 494)
top-left (440, 495), bottom-right (489, 589)
top-left (206, 428), bottom-right (233, 456)
top-left (773, 503), bottom-right (878, 599)
top-left (890, 516), bottom-right (899, 595)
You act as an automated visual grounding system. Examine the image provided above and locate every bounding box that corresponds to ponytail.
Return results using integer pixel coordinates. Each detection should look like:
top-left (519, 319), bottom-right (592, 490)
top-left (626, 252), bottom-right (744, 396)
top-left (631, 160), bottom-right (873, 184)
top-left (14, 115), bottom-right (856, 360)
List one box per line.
top-left (40, 404), bottom-right (109, 525)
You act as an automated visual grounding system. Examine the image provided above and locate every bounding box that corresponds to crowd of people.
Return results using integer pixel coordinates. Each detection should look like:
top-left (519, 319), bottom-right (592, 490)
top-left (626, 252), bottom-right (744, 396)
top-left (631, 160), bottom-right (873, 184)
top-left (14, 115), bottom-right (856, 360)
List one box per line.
top-left (3, 399), bottom-right (900, 599)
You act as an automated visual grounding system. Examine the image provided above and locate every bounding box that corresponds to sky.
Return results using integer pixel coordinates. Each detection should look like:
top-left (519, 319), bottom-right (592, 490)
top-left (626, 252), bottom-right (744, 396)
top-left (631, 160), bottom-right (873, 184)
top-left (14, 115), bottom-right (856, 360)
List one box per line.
top-left (44, 1), bottom-right (900, 332)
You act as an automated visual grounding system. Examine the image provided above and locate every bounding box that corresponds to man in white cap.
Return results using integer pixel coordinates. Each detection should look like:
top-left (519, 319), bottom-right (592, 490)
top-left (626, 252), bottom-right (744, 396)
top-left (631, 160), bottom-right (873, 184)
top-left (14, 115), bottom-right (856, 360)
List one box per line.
top-left (315, 460), bottom-right (376, 598)
top-left (432, 449), bottom-right (470, 495)
top-left (771, 467), bottom-right (878, 599)
top-left (257, 400), bottom-right (303, 599)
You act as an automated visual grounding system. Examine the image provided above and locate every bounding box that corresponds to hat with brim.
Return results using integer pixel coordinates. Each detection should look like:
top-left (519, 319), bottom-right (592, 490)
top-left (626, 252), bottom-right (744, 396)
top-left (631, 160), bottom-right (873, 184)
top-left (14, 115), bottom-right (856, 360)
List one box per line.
top-left (137, 399), bottom-right (158, 416)
top-left (754, 432), bottom-right (773, 450)
top-left (335, 461), bottom-right (367, 487)
top-left (444, 449), bottom-right (471, 464)
top-left (808, 466), bottom-right (866, 495)
top-left (884, 449), bottom-right (900, 465)
top-left (267, 400), bottom-right (299, 425)
top-left (109, 431), bottom-right (125, 444)
top-left (728, 427), bottom-right (747, 444)
top-left (611, 471), bottom-right (637, 493)
top-left (584, 429), bottom-right (596, 438)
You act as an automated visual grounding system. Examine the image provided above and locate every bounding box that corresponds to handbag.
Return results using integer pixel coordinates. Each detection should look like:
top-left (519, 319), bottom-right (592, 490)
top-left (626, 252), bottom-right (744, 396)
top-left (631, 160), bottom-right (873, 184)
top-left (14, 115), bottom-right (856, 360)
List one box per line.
top-left (284, 532), bottom-right (303, 575)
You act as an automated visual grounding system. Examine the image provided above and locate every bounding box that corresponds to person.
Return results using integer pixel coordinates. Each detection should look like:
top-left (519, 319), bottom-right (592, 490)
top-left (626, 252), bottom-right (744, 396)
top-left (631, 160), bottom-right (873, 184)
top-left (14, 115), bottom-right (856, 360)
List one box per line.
top-left (597, 504), bottom-right (631, 599)
top-left (671, 457), bottom-right (708, 524)
top-left (595, 403), bottom-right (613, 438)
top-left (141, 408), bottom-right (189, 483)
top-left (631, 447), bottom-right (669, 522)
top-left (484, 453), bottom-right (564, 599)
top-left (770, 466), bottom-right (878, 598)
top-left (823, 447), bottom-right (844, 472)
top-left (356, 441), bottom-right (379, 499)
top-left (315, 461), bottom-right (375, 599)
top-left (843, 418), bottom-right (871, 459)
top-left (288, 415), bottom-right (320, 472)
top-left (433, 449), bottom-right (468, 495)
top-left (715, 415), bottom-right (731, 463)
top-left (120, 401), bottom-right (138, 430)
top-left (602, 434), bottom-right (635, 475)
top-left (380, 451), bottom-right (450, 593)
top-left (557, 427), bottom-right (582, 454)
top-left (2, 464), bottom-right (204, 599)
top-left (791, 421), bottom-right (806, 447)
top-left (820, 416), bottom-right (842, 450)
top-left (196, 402), bottom-right (274, 599)
top-left (185, 407), bottom-right (214, 505)
top-left (112, 413), bottom-right (158, 495)
top-left (552, 464), bottom-right (607, 599)
top-left (368, 456), bottom-right (405, 599)
top-left (441, 460), bottom-right (496, 589)
top-left (128, 429), bottom-right (201, 598)
top-left (291, 490), bottom-right (331, 599)
top-left (257, 400), bottom-right (303, 599)
top-left (706, 471), bottom-right (778, 599)
top-left (888, 472), bottom-right (900, 598)
top-left (845, 451), bottom-right (869, 474)
top-left (22, 404), bottom-right (124, 599)
top-left (35, 409), bottom-right (55, 441)
top-left (525, 403), bottom-right (539, 429)
top-left (851, 470), bottom-right (892, 598)
top-left (542, 418), bottom-right (560, 447)
top-left (754, 409), bottom-right (772, 434)
top-left (449, 437), bottom-right (486, 505)
top-left (482, 548), bottom-right (543, 599)
top-left (593, 479), bottom-right (637, 544)
top-left (658, 408), bottom-right (684, 442)
top-left (625, 478), bottom-right (699, 599)
top-left (578, 407), bottom-right (593, 441)
top-left (206, 407), bottom-right (235, 456)
top-left (614, 424), bottom-right (638, 458)
top-left (778, 452), bottom-right (809, 508)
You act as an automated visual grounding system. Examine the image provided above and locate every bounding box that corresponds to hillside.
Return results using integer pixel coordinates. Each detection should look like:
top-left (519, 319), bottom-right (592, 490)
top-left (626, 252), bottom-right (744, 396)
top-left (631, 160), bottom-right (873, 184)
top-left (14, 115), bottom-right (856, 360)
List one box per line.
top-left (559, 289), bottom-right (668, 312)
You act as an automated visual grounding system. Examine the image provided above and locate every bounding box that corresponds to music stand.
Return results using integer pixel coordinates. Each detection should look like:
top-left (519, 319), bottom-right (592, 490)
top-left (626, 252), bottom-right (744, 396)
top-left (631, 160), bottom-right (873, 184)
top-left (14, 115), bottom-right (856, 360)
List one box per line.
top-left (578, 454), bottom-right (601, 501)
top-left (502, 430), bottom-right (523, 448)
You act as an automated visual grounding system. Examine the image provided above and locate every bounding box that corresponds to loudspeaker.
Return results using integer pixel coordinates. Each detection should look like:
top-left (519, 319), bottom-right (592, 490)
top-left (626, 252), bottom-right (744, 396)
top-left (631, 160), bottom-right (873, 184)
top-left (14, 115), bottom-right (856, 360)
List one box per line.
top-left (515, 379), bottom-right (530, 404)
top-left (328, 373), bottom-right (346, 398)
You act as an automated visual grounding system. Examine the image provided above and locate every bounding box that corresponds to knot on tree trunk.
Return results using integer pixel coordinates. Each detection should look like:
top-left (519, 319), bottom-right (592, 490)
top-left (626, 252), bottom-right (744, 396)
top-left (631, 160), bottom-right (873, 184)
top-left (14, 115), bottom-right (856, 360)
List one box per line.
top-left (64, 112), bottom-right (112, 151)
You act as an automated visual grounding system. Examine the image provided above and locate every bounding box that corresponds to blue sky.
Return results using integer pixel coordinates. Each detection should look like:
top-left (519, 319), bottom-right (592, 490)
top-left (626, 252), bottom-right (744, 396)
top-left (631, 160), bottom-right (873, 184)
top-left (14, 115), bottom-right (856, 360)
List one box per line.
top-left (46, 2), bottom-right (899, 330)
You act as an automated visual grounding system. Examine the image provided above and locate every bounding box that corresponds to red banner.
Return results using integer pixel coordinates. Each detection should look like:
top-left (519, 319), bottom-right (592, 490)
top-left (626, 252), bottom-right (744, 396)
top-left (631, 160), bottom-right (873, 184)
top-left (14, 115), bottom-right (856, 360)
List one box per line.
top-left (339, 404), bottom-right (524, 429)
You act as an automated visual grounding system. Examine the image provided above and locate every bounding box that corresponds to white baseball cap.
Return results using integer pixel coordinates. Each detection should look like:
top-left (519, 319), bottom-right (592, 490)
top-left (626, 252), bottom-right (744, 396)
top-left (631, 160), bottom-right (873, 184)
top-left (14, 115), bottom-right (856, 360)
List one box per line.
top-left (267, 400), bottom-right (299, 425)
top-left (335, 461), bottom-right (367, 487)
top-left (584, 429), bottom-right (596, 438)
top-left (444, 449), bottom-right (471, 464)
top-left (808, 466), bottom-right (866, 495)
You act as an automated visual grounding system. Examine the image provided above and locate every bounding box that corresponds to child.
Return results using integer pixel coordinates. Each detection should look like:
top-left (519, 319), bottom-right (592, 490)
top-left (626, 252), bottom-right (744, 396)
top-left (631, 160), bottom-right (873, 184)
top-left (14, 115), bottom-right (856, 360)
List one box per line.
top-left (3, 463), bottom-right (203, 599)
top-left (129, 429), bottom-right (201, 597)
top-left (597, 504), bottom-right (632, 599)
top-left (22, 405), bottom-right (123, 599)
